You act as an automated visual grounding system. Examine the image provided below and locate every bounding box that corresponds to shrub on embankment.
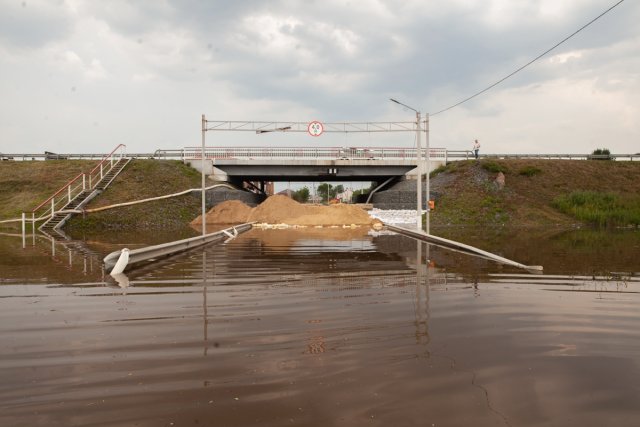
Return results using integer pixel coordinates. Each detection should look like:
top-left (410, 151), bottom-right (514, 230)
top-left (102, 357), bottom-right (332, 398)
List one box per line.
top-left (428, 159), bottom-right (640, 227)
top-left (552, 191), bottom-right (640, 227)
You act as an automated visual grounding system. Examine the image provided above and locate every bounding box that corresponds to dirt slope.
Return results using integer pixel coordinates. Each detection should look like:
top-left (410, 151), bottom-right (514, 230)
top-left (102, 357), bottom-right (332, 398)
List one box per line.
top-left (4, 158), bottom-right (639, 230)
top-left (66, 160), bottom-right (203, 231)
top-left (429, 159), bottom-right (640, 227)
top-left (0, 160), bottom-right (94, 220)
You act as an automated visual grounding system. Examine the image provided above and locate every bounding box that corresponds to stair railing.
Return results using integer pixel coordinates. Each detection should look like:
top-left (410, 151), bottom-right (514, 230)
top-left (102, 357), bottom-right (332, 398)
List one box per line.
top-left (30, 144), bottom-right (127, 226)
top-left (87, 143), bottom-right (127, 189)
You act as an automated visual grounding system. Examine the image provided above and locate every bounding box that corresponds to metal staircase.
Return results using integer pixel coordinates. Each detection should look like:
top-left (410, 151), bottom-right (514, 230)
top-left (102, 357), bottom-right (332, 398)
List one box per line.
top-left (93, 157), bottom-right (131, 191)
top-left (38, 155), bottom-right (131, 233)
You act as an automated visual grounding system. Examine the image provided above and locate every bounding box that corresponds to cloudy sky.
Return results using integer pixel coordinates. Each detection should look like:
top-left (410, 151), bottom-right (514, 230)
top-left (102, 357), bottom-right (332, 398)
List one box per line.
top-left (1, 0), bottom-right (638, 155)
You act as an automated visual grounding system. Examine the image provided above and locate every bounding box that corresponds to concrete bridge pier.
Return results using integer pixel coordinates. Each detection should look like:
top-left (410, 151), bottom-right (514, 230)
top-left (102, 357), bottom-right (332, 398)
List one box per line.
top-left (186, 160), bottom-right (229, 182)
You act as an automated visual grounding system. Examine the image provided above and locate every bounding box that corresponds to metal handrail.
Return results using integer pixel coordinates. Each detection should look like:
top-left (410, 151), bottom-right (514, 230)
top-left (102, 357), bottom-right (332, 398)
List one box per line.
top-left (180, 146), bottom-right (449, 160)
top-left (86, 143), bottom-right (127, 189)
top-left (30, 144), bottom-right (127, 223)
top-left (3, 150), bottom-right (639, 162)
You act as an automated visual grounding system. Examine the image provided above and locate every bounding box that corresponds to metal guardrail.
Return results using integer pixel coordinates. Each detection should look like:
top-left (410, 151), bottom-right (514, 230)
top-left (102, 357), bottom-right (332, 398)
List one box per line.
top-left (479, 153), bottom-right (640, 161)
top-left (1, 152), bottom-right (148, 161)
top-left (386, 224), bottom-right (543, 272)
top-left (103, 222), bottom-right (254, 273)
top-left (158, 148), bottom-right (640, 162)
top-left (180, 146), bottom-right (449, 161)
top-left (3, 150), bottom-right (639, 162)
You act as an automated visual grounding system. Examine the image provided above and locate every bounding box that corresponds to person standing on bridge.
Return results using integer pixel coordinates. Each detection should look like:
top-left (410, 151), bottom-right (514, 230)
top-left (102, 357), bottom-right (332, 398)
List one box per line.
top-left (473, 139), bottom-right (480, 159)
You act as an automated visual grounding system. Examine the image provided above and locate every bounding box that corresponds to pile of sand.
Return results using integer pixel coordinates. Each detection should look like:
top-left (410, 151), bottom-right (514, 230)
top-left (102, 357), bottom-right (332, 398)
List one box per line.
top-left (191, 200), bottom-right (253, 225)
top-left (191, 195), bottom-right (378, 227)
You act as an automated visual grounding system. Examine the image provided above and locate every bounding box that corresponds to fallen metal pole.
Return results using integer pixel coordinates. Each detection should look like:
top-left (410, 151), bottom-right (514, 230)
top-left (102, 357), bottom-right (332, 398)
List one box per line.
top-left (103, 222), bottom-right (254, 273)
top-left (386, 224), bottom-right (543, 272)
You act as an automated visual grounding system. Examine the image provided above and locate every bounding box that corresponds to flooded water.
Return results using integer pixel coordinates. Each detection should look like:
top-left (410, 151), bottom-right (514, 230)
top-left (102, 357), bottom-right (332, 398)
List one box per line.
top-left (1, 227), bottom-right (640, 426)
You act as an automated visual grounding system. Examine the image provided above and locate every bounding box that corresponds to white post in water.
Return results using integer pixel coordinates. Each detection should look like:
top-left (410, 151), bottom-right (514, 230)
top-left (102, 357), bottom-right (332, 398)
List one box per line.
top-left (110, 248), bottom-right (130, 275)
top-left (201, 114), bottom-right (207, 236)
top-left (22, 212), bottom-right (26, 248)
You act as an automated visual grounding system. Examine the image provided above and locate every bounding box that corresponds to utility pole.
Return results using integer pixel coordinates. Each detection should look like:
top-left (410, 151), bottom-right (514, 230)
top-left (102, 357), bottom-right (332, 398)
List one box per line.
top-left (425, 113), bottom-right (430, 234)
top-left (201, 114), bottom-right (206, 236)
top-left (390, 99), bottom-right (423, 231)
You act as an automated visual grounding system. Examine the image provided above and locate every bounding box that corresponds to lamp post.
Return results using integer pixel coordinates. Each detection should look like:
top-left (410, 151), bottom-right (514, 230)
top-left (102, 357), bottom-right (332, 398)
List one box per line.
top-left (425, 113), bottom-right (430, 235)
top-left (390, 99), bottom-right (424, 231)
top-left (201, 114), bottom-right (206, 236)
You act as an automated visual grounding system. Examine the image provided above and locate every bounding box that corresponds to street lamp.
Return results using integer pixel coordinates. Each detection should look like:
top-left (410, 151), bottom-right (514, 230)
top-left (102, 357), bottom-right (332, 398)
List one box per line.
top-left (390, 98), bottom-right (426, 232)
top-left (201, 114), bottom-right (207, 236)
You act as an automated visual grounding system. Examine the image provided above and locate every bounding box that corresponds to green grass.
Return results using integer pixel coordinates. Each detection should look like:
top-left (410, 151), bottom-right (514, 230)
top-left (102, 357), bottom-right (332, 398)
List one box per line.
top-left (0, 160), bottom-right (95, 220)
top-left (66, 159), bottom-right (204, 231)
top-left (552, 191), bottom-right (640, 227)
top-left (429, 164), bottom-right (448, 178)
top-left (481, 161), bottom-right (508, 174)
top-left (518, 166), bottom-right (542, 177)
top-left (67, 194), bottom-right (201, 231)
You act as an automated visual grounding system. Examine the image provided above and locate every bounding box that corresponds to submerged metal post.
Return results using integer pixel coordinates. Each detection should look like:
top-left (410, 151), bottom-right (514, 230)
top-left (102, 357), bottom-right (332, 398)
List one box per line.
top-left (201, 114), bottom-right (206, 236)
top-left (416, 111), bottom-right (423, 231)
top-left (21, 212), bottom-right (26, 249)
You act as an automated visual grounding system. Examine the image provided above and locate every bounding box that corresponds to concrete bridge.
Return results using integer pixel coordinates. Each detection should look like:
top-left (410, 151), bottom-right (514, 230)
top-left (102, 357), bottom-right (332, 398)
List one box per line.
top-left (183, 146), bottom-right (453, 188)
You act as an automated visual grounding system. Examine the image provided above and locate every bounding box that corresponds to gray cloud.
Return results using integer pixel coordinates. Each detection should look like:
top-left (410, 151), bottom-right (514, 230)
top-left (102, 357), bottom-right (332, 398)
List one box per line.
top-left (0, 0), bottom-right (72, 48)
top-left (0, 0), bottom-right (637, 154)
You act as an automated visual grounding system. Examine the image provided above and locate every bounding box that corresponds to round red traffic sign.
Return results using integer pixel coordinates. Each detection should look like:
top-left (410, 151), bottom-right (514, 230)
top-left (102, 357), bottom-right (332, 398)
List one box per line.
top-left (307, 121), bottom-right (324, 137)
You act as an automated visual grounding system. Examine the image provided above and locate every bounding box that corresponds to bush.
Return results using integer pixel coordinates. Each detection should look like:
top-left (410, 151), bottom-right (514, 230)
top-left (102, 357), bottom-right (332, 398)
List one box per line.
top-left (518, 166), bottom-right (542, 177)
top-left (590, 148), bottom-right (612, 160)
top-left (552, 191), bottom-right (640, 227)
top-left (429, 164), bottom-right (448, 178)
top-left (481, 161), bottom-right (508, 174)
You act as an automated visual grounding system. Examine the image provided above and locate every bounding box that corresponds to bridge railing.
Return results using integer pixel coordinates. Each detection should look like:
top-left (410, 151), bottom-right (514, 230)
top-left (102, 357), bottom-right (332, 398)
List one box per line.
top-left (4, 150), bottom-right (639, 162)
top-left (181, 146), bottom-right (449, 160)
top-left (153, 150), bottom-right (640, 161)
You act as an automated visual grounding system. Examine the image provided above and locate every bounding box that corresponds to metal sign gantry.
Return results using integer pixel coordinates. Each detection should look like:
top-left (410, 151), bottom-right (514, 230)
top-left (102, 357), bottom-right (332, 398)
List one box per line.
top-left (199, 115), bottom-right (430, 236)
top-left (202, 120), bottom-right (423, 134)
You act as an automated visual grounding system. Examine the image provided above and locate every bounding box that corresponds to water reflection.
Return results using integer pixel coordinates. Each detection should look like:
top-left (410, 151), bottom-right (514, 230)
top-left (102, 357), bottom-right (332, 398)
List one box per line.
top-left (0, 227), bottom-right (639, 426)
top-left (0, 231), bottom-right (103, 283)
top-left (110, 272), bottom-right (130, 289)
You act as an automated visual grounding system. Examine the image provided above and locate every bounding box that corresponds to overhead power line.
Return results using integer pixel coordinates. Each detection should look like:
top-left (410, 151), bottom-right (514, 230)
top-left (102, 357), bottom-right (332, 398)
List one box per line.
top-left (431, 0), bottom-right (626, 116)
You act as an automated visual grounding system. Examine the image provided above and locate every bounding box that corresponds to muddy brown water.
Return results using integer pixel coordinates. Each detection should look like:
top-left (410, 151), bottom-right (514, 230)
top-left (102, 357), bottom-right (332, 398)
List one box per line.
top-left (1, 227), bottom-right (640, 426)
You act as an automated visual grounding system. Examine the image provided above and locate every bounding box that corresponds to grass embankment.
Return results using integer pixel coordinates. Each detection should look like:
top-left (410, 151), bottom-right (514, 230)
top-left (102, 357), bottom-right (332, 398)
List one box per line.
top-left (430, 159), bottom-right (640, 227)
top-left (553, 191), bottom-right (640, 227)
top-left (4, 158), bottom-right (639, 231)
top-left (0, 160), bottom-right (95, 222)
top-left (65, 160), bottom-right (203, 231)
